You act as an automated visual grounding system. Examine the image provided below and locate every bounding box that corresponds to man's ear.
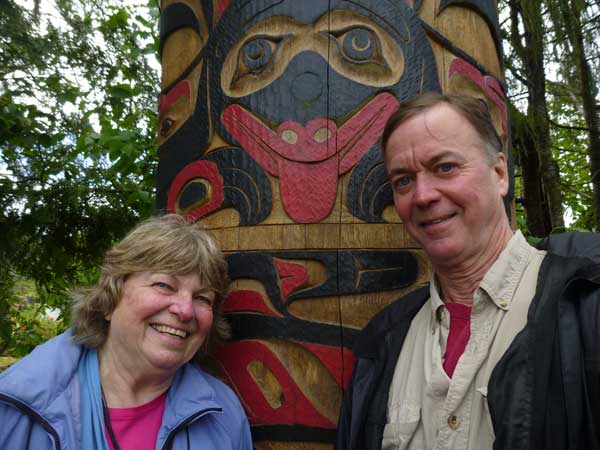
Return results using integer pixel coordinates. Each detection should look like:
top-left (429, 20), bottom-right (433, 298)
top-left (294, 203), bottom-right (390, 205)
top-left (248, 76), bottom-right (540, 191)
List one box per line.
top-left (495, 152), bottom-right (509, 197)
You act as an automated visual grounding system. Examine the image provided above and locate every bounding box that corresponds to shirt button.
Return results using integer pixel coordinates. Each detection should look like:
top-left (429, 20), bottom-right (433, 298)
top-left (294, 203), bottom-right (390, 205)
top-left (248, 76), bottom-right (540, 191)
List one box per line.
top-left (448, 415), bottom-right (460, 430)
top-left (436, 307), bottom-right (445, 322)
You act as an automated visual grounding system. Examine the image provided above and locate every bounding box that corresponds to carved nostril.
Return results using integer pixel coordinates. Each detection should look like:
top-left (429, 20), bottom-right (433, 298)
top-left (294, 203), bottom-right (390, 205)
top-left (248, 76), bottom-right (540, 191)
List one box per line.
top-left (281, 129), bottom-right (298, 144)
top-left (291, 72), bottom-right (322, 103)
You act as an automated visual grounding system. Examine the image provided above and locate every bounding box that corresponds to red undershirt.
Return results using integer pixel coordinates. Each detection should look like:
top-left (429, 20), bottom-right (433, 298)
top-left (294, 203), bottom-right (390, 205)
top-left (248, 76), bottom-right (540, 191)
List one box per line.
top-left (105, 391), bottom-right (167, 450)
top-left (442, 302), bottom-right (472, 378)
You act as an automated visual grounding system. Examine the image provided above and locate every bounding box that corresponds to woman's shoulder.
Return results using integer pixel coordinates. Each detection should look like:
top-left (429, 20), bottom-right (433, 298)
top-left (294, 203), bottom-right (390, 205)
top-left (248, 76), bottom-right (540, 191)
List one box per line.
top-left (182, 363), bottom-right (244, 412)
top-left (171, 362), bottom-right (242, 411)
top-left (0, 329), bottom-right (82, 395)
top-left (0, 329), bottom-right (83, 440)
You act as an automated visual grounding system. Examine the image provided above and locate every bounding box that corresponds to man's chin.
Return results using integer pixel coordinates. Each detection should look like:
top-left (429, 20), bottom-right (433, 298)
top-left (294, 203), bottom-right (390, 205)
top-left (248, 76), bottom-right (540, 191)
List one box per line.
top-left (421, 241), bottom-right (463, 267)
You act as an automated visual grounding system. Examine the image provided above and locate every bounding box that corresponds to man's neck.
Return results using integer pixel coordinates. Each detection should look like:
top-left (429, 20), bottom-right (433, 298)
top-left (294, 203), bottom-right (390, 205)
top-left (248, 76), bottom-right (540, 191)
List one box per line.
top-left (434, 226), bottom-right (513, 306)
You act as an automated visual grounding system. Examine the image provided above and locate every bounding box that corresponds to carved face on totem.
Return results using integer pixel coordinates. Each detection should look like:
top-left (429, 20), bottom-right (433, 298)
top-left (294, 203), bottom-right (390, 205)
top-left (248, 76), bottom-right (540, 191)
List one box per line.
top-left (157, 0), bottom-right (440, 224)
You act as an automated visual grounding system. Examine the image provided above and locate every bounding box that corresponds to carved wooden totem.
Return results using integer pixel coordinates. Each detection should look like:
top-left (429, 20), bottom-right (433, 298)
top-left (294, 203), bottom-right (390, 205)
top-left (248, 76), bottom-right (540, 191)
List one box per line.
top-left (157, 1), bottom-right (507, 449)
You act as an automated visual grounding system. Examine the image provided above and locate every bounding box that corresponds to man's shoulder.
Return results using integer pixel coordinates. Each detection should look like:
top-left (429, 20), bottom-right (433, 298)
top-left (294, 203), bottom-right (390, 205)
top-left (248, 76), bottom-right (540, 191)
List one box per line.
top-left (353, 285), bottom-right (429, 358)
top-left (538, 231), bottom-right (600, 264)
top-left (537, 232), bottom-right (600, 286)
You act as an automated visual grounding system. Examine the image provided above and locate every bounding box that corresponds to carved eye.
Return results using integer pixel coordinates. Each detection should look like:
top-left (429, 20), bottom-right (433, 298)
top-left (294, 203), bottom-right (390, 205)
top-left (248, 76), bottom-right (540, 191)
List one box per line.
top-left (160, 118), bottom-right (174, 137)
top-left (334, 27), bottom-right (384, 65)
top-left (236, 37), bottom-right (279, 78)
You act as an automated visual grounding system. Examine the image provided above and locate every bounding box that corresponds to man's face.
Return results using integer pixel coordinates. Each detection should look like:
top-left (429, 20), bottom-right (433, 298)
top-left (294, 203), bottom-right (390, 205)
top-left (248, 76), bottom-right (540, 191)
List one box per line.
top-left (384, 103), bottom-right (509, 268)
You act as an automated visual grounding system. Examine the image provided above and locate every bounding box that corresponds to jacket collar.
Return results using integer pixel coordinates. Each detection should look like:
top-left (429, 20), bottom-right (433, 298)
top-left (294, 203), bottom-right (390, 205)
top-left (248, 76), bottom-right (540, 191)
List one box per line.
top-left (352, 286), bottom-right (429, 359)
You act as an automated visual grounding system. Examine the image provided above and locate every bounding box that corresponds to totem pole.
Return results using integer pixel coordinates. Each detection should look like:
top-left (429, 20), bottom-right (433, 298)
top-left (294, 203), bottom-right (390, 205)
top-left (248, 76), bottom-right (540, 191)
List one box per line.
top-left (157, 1), bottom-right (508, 449)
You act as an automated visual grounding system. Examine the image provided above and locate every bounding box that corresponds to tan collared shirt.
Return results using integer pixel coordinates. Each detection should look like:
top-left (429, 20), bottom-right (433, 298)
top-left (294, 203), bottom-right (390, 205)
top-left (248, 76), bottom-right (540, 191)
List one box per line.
top-left (383, 231), bottom-right (546, 450)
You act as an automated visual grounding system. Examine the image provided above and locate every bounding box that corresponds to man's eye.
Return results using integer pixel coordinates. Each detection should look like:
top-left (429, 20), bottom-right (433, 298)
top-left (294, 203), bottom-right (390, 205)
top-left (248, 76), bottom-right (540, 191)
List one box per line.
top-left (438, 163), bottom-right (455, 173)
top-left (393, 176), bottom-right (411, 191)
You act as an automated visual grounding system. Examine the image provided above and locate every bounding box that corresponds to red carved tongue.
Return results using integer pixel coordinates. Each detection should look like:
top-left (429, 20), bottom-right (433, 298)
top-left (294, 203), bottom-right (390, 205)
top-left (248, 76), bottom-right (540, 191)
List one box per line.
top-left (277, 157), bottom-right (339, 223)
top-left (220, 105), bottom-right (341, 222)
top-left (220, 93), bottom-right (398, 223)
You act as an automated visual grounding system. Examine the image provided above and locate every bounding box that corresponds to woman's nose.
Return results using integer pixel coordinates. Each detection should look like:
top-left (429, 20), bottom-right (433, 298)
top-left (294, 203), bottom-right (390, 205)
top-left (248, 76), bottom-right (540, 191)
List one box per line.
top-left (169, 295), bottom-right (195, 321)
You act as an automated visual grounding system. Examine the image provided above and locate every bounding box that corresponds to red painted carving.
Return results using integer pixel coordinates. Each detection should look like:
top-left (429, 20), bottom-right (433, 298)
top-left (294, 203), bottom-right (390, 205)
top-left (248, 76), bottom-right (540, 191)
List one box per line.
top-left (216, 341), bottom-right (337, 428)
top-left (223, 290), bottom-right (282, 317)
top-left (158, 80), bottom-right (191, 116)
top-left (449, 58), bottom-right (507, 134)
top-left (297, 342), bottom-right (355, 389)
top-left (214, 0), bottom-right (233, 25)
top-left (221, 92), bottom-right (399, 223)
top-left (167, 160), bottom-right (224, 221)
top-left (274, 258), bottom-right (309, 301)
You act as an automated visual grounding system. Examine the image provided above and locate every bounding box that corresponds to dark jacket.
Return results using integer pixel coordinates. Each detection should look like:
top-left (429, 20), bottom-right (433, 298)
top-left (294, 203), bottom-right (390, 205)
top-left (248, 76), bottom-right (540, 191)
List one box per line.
top-left (335, 235), bottom-right (600, 450)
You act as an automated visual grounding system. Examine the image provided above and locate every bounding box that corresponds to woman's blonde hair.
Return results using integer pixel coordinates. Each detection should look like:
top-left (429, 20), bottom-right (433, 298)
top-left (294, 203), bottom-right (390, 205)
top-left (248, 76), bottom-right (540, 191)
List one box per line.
top-left (71, 215), bottom-right (230, 362)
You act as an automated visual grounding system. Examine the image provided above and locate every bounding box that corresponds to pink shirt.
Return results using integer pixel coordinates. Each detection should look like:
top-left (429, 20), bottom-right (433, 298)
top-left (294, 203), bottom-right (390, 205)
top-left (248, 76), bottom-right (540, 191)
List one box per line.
top-left (442, 302), bottom-right (472, 378)
top-left (105, 391), bottom-right (167, 450)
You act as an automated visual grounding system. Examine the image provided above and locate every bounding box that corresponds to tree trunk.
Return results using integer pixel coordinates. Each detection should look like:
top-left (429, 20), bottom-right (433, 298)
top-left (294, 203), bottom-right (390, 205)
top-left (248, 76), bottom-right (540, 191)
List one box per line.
top-left (507, 0), bottom-right (565, 234)
top-left (560, 0), bottom-right (600, 230)
top-left (510, 104), bottom-right (552, 235)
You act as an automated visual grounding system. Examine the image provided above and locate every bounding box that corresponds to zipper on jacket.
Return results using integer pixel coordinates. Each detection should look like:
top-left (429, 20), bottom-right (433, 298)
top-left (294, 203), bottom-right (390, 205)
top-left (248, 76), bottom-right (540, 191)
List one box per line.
top-left (0, 393), bottom-right (62, 450)
top-left (160, 407), bottom-right (222, 450)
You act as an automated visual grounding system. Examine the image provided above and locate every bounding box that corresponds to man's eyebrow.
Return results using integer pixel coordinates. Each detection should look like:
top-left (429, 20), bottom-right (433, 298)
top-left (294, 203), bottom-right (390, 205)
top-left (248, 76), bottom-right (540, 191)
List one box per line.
top-left (388, 166), bottom-right (410, 177)
top-left (428, 150), bottom-right (465, 165)
top-left (388, 150), bottom-right (465, 176)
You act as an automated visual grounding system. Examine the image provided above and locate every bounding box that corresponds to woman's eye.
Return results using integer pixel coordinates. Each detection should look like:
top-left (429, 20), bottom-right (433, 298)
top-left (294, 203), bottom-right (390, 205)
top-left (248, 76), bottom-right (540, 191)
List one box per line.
top-left (153, 282), bottom-right (172, 290)
top-left (193, 295), bottom-right (214, 307)
top-left (333, 27), bottom-right (384, 65)
top-left (235, 36), bottom-right (280, 80)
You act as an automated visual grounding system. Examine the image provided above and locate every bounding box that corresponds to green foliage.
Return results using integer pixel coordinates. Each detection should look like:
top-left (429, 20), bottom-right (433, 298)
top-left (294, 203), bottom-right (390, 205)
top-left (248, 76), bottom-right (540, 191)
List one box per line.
top-left (547, 92), bottom-right (596, 230)
top-left (0, 0), bottom-right (160, 355)
top-left (501, 0), bottom-right (599, 235)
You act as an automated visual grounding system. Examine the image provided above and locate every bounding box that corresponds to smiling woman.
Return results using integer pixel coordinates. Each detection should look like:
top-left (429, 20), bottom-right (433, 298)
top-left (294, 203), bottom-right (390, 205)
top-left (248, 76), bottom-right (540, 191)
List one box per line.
top-left (0, 215), bottom-right (253, 450)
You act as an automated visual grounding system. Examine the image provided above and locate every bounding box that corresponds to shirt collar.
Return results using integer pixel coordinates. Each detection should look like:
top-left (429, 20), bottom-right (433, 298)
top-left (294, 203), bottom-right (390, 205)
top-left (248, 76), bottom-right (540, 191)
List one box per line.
top-left (479, 230), bottom-right (535, 310)
top-left (428, 230), bottom-right (536, 312)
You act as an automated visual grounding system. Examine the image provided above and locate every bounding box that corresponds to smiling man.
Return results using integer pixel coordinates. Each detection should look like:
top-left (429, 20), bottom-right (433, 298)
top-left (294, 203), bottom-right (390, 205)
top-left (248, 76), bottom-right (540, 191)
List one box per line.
top-left (335, 94), bottom-right (600, 450)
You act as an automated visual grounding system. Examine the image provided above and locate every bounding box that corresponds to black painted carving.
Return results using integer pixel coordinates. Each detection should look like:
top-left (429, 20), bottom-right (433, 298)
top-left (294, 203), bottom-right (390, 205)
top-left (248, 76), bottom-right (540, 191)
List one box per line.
top-left (156, 63), bottom-right (210, 210)
top-left (225, 249), bottom-right (418, 347)
top-left (346, 146), bottom-right (393, 222)
top-left (338, 251), bottom-right (418, 295)
top-left (205, 148), bottom-right (272, 225)
top-left (227, 250), bottom-right (418, 305)
top-left (178, 181), bottom-right (207, 210)
top-left (159, 3), bottom-right (202, 57)
top-left (209, 0), bottom-right (441, 142)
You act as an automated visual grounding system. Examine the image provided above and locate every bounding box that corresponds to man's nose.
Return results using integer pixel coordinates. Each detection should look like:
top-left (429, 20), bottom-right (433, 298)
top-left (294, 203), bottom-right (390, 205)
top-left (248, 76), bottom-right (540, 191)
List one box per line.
top-left (412, 175), bottom-right (440, 206)
top-left (169, 294), bottom-right (195, 321)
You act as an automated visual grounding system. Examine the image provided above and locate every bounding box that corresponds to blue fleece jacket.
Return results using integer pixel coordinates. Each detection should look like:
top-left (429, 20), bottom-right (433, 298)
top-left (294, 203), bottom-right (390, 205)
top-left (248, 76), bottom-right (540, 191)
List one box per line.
top-left (0, 329), bottom-right (252, 450)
